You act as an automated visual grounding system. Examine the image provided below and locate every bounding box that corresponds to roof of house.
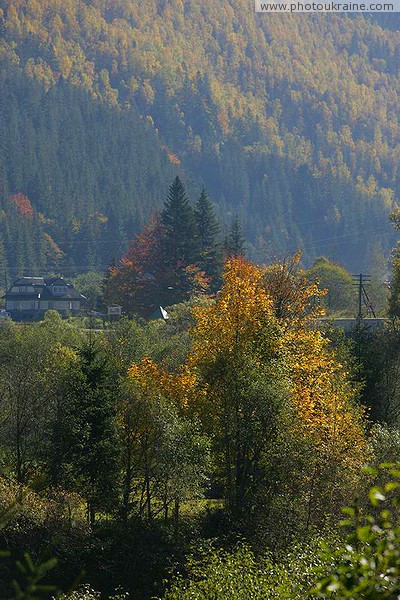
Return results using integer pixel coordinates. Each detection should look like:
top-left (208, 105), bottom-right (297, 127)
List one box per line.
top-left (40, 286), bottom-right (83, 300)
top-left (12, 276), bottom-right (70, 287)
top-left (148, 306), bottom-right (170, 320)
top-left (13, 277), bottom-right (45, 286)
top-left (3, 277), bottom-right (85, 301)
top-left (44, 277), bottom-right (68, 286)
top-left (2, 294), bottom-right (41, 301)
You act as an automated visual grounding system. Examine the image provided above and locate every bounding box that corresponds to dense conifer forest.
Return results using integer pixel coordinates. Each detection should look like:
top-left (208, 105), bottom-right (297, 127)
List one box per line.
top-left (0, 1), bottom-right (399, 275)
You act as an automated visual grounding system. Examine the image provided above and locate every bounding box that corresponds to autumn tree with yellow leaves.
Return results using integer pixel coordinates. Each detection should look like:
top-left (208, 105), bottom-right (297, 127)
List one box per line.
top-left (188, 257), bottom-right (290, 518)
top-left (122, 357), bottom-right (210, 522)
top-left (264, 254), bottom-right (367, 525)
top-left (283, 326), bottom-right (367, 528)
top-left (187, 256), bottom-right (368, 536)
top-left (123, 254), bottom-right (367, 539)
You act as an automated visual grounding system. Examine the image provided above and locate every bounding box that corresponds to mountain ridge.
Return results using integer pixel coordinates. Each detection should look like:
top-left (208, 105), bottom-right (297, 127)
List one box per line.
top-left (0, 0), bottom-right (399, 276)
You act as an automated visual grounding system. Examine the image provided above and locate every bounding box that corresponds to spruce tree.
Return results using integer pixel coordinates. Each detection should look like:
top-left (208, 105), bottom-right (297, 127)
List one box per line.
top-left (195, 187), bottom-right (221, 283)
top-left (47, 340), bottom-right (120, 526)
top-left (224, 217), bottom-right (246, 258)
top-left (162, 176), bottom-right (196, 266)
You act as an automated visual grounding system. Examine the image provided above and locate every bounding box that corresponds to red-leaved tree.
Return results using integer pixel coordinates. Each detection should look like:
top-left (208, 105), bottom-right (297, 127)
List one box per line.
top-left (104, 214), bottom-right (210, 317)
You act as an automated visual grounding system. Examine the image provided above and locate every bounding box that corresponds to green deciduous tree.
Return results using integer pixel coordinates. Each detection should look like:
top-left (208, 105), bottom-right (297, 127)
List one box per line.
top-left (121, 360), bottom-right (211, 522)
top-left (72, 271), bottom-right (104, 311)
top-left (0, 317), bottom-right (80, 487)
top-left (307, 257), bottom-right (355, 316)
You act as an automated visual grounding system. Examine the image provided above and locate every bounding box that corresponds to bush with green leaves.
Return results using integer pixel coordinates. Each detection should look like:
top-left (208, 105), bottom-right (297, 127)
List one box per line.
top-left (160, 537), bottom-right (337, 600)
top-left (58, 585), bottom-right (129, 600)
top-left (161, 544), bottom-right (288, 600)
top-left (161, 464), bottom-right (400, 599)
top-left (315, 463), bottom-right (400, 599)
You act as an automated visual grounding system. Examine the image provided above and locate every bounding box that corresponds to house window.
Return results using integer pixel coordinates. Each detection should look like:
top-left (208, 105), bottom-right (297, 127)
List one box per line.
top-left (19, 286), bottom-right (25, 293)
top-left (30, 302), bottom-right (36, 309)
top-left (52, 286), bottom-right (66, 295)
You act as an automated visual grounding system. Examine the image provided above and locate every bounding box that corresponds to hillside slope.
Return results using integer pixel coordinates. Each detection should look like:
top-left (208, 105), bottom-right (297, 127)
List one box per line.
top-left (0, 0), bottom-right (399, 274)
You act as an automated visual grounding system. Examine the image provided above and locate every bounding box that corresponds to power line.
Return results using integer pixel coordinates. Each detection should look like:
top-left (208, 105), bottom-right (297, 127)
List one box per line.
top-left (352, 274), bottom-right (376, 319)
top-left (289, 226), bottom-right (392, 253)
top-left (306, 226), bottom-right (390, 248)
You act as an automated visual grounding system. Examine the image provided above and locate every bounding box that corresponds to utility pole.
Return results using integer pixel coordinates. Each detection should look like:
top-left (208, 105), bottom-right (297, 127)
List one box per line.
top-left (352, 273), bottom-right (376, 379)
top-left (352, 274), bottom-right (376, 320)
top-left (358, 273), bottom-right (362, 320)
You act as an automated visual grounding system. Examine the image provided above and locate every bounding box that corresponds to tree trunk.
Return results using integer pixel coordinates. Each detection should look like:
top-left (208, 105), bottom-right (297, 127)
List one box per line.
top-left (88, 502), bottom-right (96, 528)
top-left (174, 498), bottom-right (179, 526)
top-left (122, 442), bottom-right (132, 521)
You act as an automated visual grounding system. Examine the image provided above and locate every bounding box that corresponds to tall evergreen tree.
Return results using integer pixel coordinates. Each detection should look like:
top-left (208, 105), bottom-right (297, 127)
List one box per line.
top-left (224, 217), bottom-right (246, 258)
top-left (162, 176), bottom-right (196, 266)
top-left (195, 187), bottom-right (221, 284)
top-left (47, 340), bottom-right (120, 526)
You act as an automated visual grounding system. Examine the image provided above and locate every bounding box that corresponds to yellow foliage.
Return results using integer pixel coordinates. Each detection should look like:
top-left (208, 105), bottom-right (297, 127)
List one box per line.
top-left (44, 232), bottom-right (65, 258)
top-left (191, 256), bottom-right (368, 471)
top-left (282, 327), bottom-right (367, 470)
top-left (190, 257), bottom-right (275, 365)
top-left (129, 257), bottom-right (367, 480)
top-left (2, 0), bottom-right (399, 205)
top-left (128, 356), bottom-right (203, 409)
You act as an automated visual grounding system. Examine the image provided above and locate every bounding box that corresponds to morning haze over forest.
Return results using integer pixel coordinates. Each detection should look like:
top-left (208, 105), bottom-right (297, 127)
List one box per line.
top-left (1, 2), bottom-right (400, 599)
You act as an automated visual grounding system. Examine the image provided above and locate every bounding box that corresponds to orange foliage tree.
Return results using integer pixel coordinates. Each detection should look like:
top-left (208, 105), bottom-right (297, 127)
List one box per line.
top-left (188, 257), bottom-right (289, 514)
top-left (10, 193), bottom-right (34, 218)
top-left (264, 254), bottom-right (367, 465)
top-left (121, 255), bottom-right (368, 531)
top-left (189, 256), bottom-right (368, 526)
top-left (128, 356), bottom-right (203, 410)
top-left (104, 216), bottom-right (167, 316)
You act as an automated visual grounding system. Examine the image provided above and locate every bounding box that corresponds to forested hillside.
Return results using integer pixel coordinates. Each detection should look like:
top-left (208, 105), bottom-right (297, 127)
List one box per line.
top-left (0, 0), bottom-right (399, 275)
top-left (0, 66), bottom-right (176, 282)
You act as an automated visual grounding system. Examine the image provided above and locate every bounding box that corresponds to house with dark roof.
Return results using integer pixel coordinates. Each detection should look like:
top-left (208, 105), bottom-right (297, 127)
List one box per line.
top-left (3, 277), bottom-right (85, 321)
